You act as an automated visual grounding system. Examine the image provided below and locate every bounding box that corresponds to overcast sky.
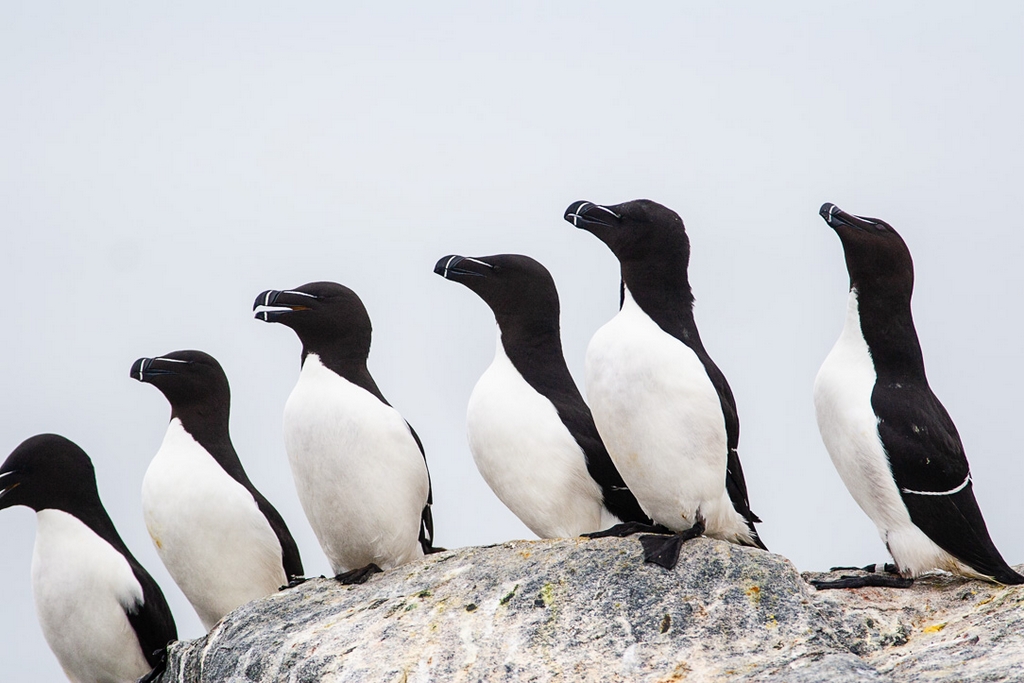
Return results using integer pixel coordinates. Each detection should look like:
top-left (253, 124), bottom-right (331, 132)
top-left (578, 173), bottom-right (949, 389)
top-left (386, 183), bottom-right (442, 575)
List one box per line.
top-left (3, 2), bottom-right (1023, 679)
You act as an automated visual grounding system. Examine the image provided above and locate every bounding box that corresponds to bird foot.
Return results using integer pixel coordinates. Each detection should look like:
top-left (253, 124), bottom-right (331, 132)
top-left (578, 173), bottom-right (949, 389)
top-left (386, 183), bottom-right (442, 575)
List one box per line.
top-left (811, 574), bottom-right (913, 590)
top-left (828, 563), bottom-right (901, 574)
top-left (335, 563), bottom-right (383, 585)
top-left (138, 646), bottom-right (169, 683)
top-left (584, 521), bottom-right (672, 539)
top-left (280, 575), bottom-right (311, 590)
top-left (639, 516), bottom-right (706, 569)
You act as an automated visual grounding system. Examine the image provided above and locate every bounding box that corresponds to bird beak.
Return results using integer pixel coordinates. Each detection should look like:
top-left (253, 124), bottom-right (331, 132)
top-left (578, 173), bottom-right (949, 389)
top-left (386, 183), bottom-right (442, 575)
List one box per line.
top-left (433, 255), bottom-right (494, 280)
top-left (253, 289), bottom-right (318, 323)
top-left (0, 470), bottom-right (21, 509)
top-left (130, 357), bottom-right (190, 382)
top-left (564, 201), bottom-right (621, 230)
top-left (819, 203), bottom-right (879, 231)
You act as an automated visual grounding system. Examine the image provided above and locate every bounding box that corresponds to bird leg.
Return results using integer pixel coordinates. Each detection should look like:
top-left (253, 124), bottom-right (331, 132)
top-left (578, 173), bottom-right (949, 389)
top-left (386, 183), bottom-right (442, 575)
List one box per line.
top-left (335, 563), bottom-right (383, 585)
top-left (638, 515), bottom-right (706, 570)
top-left (583, 521), bottom-right (673, 538)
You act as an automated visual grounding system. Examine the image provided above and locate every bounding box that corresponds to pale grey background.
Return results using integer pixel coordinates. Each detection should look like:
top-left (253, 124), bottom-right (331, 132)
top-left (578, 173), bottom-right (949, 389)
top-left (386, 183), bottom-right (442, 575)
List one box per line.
top-left (2, 2), bottom-right (1023, 679)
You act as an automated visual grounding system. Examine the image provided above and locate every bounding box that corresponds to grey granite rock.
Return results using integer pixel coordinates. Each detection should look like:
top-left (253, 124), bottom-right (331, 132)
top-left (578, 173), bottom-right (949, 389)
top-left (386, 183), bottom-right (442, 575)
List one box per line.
top-left (154, 538), bottom-right (1024, 682)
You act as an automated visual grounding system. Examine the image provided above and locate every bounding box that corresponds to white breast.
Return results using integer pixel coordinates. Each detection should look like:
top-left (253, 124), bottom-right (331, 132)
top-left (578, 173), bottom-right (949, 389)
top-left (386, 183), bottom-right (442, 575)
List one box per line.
top-left (467, 330), bottom-right (612, 538)
top-left (585, 288), bottom-right (749, 542)
top-left (813, 289), bottom-right (959, 576)
top-left (32, 509), bottom-right (151, 683)
top-left (141, 418), bottom-right (286, 631)
top-left (283, 353), bottom-right (429, 574)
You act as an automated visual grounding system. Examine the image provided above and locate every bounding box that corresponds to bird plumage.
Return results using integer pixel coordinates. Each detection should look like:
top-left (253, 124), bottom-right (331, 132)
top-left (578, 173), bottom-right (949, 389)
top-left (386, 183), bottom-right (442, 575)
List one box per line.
top-left (133, 350), bottom-right (304, 629)
top-left (435, 253), bottom-right (649, 537)
top-left (815, 202), bottom-right (1022, 584)
top-left (0, 434), bottom-right (177, 683)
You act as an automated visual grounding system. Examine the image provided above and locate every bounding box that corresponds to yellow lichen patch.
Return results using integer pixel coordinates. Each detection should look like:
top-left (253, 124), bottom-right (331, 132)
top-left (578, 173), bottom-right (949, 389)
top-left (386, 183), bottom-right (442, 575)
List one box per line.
top-left (746, 585), bottom-right (761, 604)
top-left (519, 550), bottom-right (532, 559)
top-left (765, 615), bottom-right (778, 630)
top-left (658, 661), bottom-right (691, 681)
top-left (540, 583), bottom-right (555, 606)
top-left (922, 622), bottom-right (947, 634)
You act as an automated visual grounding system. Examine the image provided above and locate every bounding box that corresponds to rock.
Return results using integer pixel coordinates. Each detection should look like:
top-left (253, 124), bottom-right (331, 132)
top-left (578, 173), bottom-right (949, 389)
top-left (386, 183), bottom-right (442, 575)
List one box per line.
top-left (155, 537), bottom-right (1024, 682)
top-left (805, 566), bottom-right (1024, 681)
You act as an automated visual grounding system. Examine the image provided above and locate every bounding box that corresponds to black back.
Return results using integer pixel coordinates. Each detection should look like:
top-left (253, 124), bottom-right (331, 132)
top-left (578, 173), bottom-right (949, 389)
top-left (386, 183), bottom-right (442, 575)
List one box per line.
top-left (434, 253), bottom-right (651, 524)
top-left (0, 434), bottom-right (178, 664)
top-left (254, 282), bottom-right (437, 553)
top-left (131, 350), bottom-right (304, 580)
top-left (565, 199), bottom-right (765, 546)
top-left (821, 202), bottom-right (1022, 583)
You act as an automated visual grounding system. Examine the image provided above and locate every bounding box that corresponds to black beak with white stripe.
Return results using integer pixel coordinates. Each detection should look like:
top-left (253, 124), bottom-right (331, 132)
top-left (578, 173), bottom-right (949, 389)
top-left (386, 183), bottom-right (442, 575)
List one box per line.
top-left (434, 253), bottom-right (651, 535)
top-left (564, 201), bottom-right (622, 230)
top-left (812, 202), bottom-right (1023, 588)
top-left (253, 288), bottom-right (321, 324)
top-left (0, 434), bottom-right (177, 680)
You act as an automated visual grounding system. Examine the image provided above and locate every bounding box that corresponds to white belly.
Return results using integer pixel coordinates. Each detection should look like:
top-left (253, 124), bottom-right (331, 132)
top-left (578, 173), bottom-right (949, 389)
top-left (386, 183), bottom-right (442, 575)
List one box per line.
top-left (32, 509), bottom-right (151, 683)
top-left (467, 331), bottom-right (611, 538)
top-left (585, 289), bottom-right (749, 541)
top-left (283, 354), bottom-right (429, 574)
top-left (142, 419), bottom-right (286, 631)
top-left (814, 290), bottom-right (959, 576)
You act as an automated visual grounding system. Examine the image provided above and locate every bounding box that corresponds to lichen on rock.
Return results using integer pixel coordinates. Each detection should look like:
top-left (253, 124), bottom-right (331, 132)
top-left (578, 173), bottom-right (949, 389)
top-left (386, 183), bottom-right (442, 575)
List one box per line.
top-left (154, 537), bottom-right (1024, 682)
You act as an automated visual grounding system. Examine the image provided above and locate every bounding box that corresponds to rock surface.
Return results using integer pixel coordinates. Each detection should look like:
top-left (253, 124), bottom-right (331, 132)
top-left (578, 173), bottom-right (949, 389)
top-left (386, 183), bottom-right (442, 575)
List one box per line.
top-left (155, 537), bottom-right (1024, 682)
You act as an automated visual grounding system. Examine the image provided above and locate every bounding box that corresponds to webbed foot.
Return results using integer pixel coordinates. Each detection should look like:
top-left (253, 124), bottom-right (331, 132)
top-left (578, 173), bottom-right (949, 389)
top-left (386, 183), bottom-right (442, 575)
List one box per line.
top-left (584, 521), bottom-right (672, 539)
top-left (335, 563), bottom-right (383, 585)
top-left (638, 516), bottom-right (706, 569)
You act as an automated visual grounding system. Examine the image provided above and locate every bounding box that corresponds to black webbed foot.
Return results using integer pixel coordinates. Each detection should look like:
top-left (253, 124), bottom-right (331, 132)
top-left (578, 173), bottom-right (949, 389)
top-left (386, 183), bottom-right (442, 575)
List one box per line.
top-left (639, 516), bottom-right (706, 570)
top-left (583, 521), bottom-right (673, 539)
top-left (138, 646), bottom-right (169, 683)
top-left (811, 574), bottom-right (914, 590)
top-left (280, 575), bottom-right (311, 590)
top-left (827, 563), bottom-right (902, 574)
top-left (335, 563), bottom-right (383, 585)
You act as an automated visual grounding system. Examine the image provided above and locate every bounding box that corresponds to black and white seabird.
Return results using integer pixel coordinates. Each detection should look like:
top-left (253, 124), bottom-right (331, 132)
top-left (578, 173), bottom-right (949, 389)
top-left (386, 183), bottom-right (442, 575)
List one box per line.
top-left (434, 253), bottom-right (651, 537)
top-left (254, 281), bottom-right (437, 584)
top-left (812, 202), bottom-right (1023, 589)
top-left (564, 199), bottom-right (766, 568)
top-left (0, 434), bottom-right (177, 683)
top-left (131, 350), bottom-right (304, 628)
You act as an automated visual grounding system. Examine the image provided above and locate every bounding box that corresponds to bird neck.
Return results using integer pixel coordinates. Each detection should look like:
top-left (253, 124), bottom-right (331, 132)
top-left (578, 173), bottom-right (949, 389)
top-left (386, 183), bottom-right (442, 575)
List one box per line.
top-left (850, 287), bottom-right (927, 381)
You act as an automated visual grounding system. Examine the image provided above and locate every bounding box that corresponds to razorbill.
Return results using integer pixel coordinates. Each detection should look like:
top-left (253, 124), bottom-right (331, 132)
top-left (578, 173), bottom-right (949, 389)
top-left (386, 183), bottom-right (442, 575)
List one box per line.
top-left (434, 253), bottom-right (651, 537)
top-left (564, 199), bottom-right (766, 568)
top-left (0, 434), bottom-right (177, 683)
top-left (254, 281), bottom-right (437, 584)
top-left (812, 202), bottom-right (1023, 589)
top-left (131, 350), bottom-right (305, 628)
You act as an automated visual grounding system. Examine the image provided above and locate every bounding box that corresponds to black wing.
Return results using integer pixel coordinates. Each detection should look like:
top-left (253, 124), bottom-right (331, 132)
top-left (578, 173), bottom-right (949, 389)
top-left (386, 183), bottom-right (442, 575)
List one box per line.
top-left (499, 327), bottom-right (651, 528)
top-left (875, 382), bottom-right (1022, 583)
top-left (125, 561), bottom-right (178, 669)
top-left (699, 354), bottom-right (766, 549)
top-left (406, 422), bottom-right (440, 554)
top-left (203, 439), bottom-right (305, 581)
top-left (345, 362), bottom-right (440, 554)
top-left (249, 490), bottom-right (305, 580)
top-left (556, 398), bottom-right (651, 525)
